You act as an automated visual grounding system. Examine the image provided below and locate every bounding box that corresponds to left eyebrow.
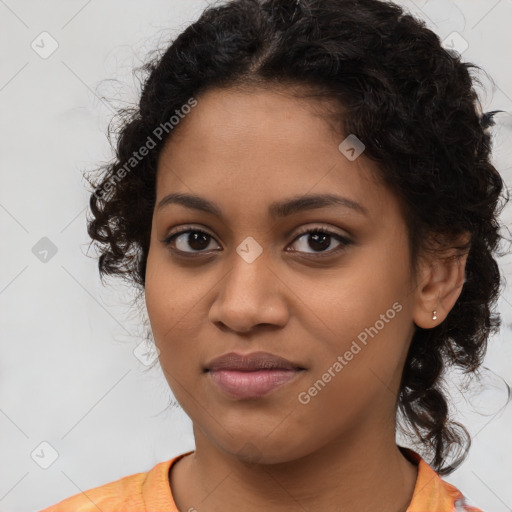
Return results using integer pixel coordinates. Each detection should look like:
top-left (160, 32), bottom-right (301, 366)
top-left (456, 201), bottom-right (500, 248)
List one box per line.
top-left (156, 192), bottom-right (368, 219)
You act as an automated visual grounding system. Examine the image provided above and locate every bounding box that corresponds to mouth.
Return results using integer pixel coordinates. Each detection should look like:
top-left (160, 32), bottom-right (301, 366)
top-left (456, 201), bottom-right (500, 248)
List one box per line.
top-left (204, 351), bottom-right (306, 400)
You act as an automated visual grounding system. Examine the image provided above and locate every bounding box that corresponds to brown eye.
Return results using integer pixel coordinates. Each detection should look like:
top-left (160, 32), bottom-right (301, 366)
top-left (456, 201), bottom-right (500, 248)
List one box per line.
top-left (163, 228), bottom-right (220, 254)
top-left (288, 228), bottom-right (352, 255)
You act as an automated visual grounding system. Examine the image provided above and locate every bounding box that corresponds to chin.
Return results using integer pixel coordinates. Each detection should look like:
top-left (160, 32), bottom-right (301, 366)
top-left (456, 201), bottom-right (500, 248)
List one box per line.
top-left (219, 435), bottom-right (317, 466)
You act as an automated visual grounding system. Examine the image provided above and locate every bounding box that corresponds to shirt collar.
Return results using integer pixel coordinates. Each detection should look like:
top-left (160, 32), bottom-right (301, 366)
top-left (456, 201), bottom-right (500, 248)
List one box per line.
top-left (400, 446), bottom-right (467, 511)
top-left (142, 447), bottom-right (469, 512)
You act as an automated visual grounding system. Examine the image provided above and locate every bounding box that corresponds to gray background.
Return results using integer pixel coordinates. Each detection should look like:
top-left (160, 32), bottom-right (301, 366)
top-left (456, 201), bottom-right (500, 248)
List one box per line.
top-left (0, 1), bottom-right (511, 511)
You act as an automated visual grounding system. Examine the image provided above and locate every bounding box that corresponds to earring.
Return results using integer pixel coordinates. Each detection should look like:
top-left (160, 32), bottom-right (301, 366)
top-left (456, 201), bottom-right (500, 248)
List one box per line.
top-left (432, 310), bottom-right (437, 321)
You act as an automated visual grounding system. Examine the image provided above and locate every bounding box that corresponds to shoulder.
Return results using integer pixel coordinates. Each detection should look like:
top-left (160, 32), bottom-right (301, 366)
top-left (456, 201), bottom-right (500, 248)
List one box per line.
top-left (399, 447), bottom-right (486, 512)
top-left (39, 470), bottom-right (148, 511)
top-left (39, 452), bottom-right (193, 512)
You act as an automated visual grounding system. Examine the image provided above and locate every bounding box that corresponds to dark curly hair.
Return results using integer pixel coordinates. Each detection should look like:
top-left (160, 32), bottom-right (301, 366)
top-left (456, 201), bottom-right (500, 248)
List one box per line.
top-left (85, 0), bottom-right (510, 475)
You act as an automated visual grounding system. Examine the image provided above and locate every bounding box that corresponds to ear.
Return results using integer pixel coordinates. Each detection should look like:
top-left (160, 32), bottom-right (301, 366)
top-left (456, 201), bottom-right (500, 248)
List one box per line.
top-left (412, 232), bottom-right (471, 329)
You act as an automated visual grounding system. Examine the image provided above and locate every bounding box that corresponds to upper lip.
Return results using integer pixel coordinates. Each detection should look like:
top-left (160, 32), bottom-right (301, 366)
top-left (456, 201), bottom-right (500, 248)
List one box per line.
top-left (204, 351), bottom-right (304, 372)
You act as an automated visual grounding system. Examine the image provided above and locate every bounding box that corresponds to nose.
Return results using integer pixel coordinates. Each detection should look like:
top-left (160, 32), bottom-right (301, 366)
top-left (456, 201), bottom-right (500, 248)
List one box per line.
top-left (208, 253), bottom-right (290, 334)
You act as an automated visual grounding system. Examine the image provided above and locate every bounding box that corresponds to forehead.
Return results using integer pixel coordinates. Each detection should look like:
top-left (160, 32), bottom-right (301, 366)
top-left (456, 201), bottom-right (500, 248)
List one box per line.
top-left (155, 86), bottom-right (399, 224)
top-left (159, 85), bottom-right (348, 167)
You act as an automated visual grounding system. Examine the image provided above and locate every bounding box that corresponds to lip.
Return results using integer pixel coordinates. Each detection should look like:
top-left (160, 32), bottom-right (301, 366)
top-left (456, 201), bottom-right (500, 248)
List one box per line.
top-left (205, 351), bottom-right (304, 372)
top-left (204, 351), bottom-right (305, 400)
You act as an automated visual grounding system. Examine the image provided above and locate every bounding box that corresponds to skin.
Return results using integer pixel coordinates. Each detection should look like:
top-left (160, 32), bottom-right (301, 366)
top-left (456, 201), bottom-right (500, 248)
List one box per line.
top-left (144, 85), bottom-right (469, 512)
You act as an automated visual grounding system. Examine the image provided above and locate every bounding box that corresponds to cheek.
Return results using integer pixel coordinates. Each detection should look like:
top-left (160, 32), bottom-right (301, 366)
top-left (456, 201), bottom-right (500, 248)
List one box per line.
top-left (144, 258), bottom-right (206, 415)
top-left (145, 247), bottom-right (193, 327)
top-left (310, 267), bottom-right (402, 351)
top-left (144, 249), bottom-right (211, 370)
top-left (302, 250), bottom-right (411, 392)
top-left (145, 250), bottom-right (184, 351)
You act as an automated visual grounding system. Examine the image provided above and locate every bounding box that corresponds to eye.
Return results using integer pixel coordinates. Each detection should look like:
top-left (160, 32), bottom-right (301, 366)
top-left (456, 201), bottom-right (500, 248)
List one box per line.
top-left (162, 226), bottom-right (220, 255)
top-left (161, 225), bottom-right (352, 257)
top-left (288, 227), bottom-right (352, 256)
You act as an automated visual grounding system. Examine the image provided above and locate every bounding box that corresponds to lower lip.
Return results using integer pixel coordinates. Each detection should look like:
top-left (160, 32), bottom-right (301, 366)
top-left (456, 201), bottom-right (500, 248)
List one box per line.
top-left (208, 369), bottom-right (302, 399)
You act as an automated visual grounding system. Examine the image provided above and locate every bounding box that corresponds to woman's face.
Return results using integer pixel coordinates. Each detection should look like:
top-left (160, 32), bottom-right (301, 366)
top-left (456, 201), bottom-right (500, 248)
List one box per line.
top-left (145, 86), bottom-right (422, 463)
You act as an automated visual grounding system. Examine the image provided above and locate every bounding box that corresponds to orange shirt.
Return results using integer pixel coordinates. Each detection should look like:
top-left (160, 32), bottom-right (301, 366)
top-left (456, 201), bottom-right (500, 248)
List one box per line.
top-left (40, 447), bottom-right (483, 511)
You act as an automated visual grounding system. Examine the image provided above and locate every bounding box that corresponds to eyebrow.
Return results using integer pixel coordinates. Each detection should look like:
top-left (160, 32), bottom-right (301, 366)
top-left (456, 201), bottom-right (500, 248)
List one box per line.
top-left (156, 192), bottom-right (368, 219)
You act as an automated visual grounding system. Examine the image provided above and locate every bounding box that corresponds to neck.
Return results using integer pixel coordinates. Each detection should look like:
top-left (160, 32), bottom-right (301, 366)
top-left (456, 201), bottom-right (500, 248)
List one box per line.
top-left (170, 422), bottom-right (418, 512)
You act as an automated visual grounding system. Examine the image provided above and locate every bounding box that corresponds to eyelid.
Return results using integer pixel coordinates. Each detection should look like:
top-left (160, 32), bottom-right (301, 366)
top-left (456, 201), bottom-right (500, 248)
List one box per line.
top-left (290, 224), bottom-right (351, 242)
top-left (165, 223), bottom-right (215, 239)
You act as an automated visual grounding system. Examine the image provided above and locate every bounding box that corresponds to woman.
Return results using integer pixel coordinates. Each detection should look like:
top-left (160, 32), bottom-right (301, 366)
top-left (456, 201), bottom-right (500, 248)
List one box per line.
top-left (41, 0), bottom-right (509, 510)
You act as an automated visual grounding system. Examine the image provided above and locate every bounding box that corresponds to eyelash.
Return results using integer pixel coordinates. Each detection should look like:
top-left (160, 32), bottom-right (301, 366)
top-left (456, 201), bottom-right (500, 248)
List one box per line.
top-left (162, 225), bottom-right (352, 258)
